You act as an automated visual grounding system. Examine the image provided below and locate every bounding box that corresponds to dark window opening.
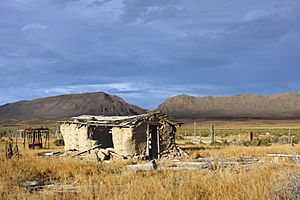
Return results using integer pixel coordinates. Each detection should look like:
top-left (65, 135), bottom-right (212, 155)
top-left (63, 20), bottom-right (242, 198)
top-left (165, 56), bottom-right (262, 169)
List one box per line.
top-left (89, 127), bottom-right (114, 148)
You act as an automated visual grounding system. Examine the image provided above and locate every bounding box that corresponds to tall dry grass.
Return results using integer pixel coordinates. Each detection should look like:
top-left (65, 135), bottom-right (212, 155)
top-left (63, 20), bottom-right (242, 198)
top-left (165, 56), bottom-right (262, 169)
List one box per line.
top-left (187, 144), bottom-right (300, 158)
top-left (0, 153), bottom-right (297, 200)
top-left (182, 119), bottom-right (300, 129)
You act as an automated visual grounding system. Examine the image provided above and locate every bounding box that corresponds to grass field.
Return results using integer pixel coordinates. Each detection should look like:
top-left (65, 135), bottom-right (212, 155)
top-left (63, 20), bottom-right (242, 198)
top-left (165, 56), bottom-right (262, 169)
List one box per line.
top-left (0, 143), bottom-right (298, 200)
top-left (1, 119), bottom-right (300, 199)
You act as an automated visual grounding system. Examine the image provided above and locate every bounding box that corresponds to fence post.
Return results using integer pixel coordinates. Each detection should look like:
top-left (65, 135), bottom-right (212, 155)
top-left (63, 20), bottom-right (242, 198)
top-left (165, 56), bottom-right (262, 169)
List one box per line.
top-left (210, 125), bottom-right (215, 144)
top-left (199, 129), bottom-right (202, 144)
top-left (5, 140), bottom-right (8, 160)
top-left (288, 129), bottom-right (292, 144)
top-left (249, 132), bottom-right (253, 141)
top-left (193, 121), bottom-right (196, 143)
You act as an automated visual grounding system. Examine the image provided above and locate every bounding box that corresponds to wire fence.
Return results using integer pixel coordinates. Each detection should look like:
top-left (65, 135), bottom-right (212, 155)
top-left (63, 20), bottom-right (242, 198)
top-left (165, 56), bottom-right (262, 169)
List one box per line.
top-left (1, 130), bottom-right (63, 139)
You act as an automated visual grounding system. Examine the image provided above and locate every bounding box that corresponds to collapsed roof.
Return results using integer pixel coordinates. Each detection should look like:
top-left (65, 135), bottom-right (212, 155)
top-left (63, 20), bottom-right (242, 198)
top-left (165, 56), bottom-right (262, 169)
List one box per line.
top-left (58, 111), bottom-right (182, 127)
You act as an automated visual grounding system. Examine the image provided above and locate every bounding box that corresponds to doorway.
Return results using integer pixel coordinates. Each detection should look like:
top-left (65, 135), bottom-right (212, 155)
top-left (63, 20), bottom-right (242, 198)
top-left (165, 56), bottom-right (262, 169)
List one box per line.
top-left (149, 125), bottom-right (159, 159)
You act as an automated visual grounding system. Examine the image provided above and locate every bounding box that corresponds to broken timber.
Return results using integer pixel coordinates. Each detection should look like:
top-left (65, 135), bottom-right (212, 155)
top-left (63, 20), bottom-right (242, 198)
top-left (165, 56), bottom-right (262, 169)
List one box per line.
top-left (266, 154), bottom-right (300, 158)
top-left (72, 145), bottom-right (102, 157)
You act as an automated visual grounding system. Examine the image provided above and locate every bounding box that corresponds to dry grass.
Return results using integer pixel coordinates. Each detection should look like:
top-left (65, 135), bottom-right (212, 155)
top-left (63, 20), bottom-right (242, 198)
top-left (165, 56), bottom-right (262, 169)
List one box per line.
top-left (0, 144), bottom-right (298, 200)
top-left (1, 117), bottom-right (300, 200)
top-left (182, 119), bottom-right (300, 129)
top-left (184, 144), bottom-right (300, 159)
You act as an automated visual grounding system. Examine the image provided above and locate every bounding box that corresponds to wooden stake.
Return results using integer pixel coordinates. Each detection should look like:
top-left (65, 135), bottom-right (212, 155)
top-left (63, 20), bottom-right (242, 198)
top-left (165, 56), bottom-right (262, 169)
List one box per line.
top-left (193, 121), bottom-right (196, 143)
top-left (5, 140), bottom-right (8, 160)
top-left (199, 129), bottom-right (202, 144)
top-left (146, 124), bottom-right (150, 157)
top-left (23, 131), bottom-right (26, 149)
top-left (210, 125), bottom-right (215, 144)
top-left (157, 126), bottom-right (160, 158)
top-left (249, 132), bottom-right (253, 141)
top-left (32, 131), bottom-right (35, 149)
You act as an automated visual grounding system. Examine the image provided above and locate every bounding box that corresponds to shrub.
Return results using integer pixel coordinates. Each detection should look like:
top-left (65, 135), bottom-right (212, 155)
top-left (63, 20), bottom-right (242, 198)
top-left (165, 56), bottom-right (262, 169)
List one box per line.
top-left (237, 139), bottom-right (271, 146)
top-left (175, 135), bottom-right (185, 140)
top-left (53, 139), bottom-right (65, 146)
top-left (271, 136), bottom-right (279, 143)
top-left (210, 141), bottom-right (222, 146)
top-left (292, 136), bottom-right (300, 144)
top-left (253, 138), bottom-right (271, 146)
top-left (221, 139), bottom-right (229, 146)
top-left (0, 129), bottom-right (8, 138)
top-left (185, 140), bottom-right (194, 145)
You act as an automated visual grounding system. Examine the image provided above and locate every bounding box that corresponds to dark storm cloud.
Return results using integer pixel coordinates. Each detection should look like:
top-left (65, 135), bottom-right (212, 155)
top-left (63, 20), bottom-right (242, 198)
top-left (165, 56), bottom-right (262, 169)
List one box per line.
top-left (0, 0), bottom-right (299, 108)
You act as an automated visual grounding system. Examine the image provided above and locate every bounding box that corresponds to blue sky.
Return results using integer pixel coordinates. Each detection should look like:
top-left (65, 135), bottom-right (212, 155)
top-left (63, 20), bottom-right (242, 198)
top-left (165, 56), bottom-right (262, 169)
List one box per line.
top-left (0, 0), bottom-right (300, 109)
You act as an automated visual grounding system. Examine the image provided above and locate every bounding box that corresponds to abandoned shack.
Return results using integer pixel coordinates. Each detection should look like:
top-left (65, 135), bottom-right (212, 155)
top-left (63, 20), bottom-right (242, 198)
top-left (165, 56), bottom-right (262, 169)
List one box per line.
top-left (59, 112), bottom-right (182, 158)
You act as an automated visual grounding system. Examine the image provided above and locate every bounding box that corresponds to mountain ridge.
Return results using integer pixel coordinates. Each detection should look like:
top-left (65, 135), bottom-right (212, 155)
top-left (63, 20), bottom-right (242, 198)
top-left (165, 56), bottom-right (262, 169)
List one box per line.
top-left (0, 92), bottom-right (147, 122)
top-left (157, 92), bottom-right (300, 120)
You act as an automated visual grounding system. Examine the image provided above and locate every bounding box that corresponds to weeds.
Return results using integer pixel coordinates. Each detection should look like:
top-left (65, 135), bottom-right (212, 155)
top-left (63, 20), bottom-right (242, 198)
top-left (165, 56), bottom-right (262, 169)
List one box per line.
top-left (0, 155), bottom-right (297, 200)
top-left (53, 139), bottom-right (65, 146)
top-left (0, 120), bottom-right (300, 199)
top-left (275, 173), bottom-right (300, 199)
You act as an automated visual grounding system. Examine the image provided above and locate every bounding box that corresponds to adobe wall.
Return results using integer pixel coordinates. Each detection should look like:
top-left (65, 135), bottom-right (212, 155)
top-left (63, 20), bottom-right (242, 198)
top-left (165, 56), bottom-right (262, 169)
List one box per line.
top-left (111, 127), bottom-right (136, 156)
top-left (60, 117), bottom-right (177, 156)
top-left (60, 124), bottom-right (96, 151)
top-left (89, 126), bottom-right (113, 148)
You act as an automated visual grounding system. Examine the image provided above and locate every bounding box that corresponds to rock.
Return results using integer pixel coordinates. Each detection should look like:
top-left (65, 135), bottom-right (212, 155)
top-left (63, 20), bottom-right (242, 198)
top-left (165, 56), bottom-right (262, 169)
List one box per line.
top-left (127, 160), bottom-right (158, 171)
top-left (160, 146), bottom-right (188, 159)
top-left (97, 151), bottom-right (107, 162)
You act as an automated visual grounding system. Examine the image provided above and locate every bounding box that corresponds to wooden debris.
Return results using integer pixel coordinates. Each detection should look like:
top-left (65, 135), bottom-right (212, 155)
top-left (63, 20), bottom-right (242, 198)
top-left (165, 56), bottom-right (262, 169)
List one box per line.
top-left (72, 145), bottom-right (102, 157)
top-left (266, 154), bottom-right (300, 158)
top-left (236, 157), bottom-right (260, 165)
top-left (266, 154), bottom-right (300, 163)
top-left (5, 138), bottom-right (20, 159)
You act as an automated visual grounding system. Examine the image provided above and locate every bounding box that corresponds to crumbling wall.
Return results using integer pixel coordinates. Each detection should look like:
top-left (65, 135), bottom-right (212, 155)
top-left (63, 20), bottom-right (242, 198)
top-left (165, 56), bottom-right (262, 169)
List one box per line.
top-left (60, 124), bottom-right (96, 151)
top-left (132, 123), bottom-right (148, 156)
top-left (151, 115), bottom-right (176, 149)
top-left (159, 122), bottom-right (176, 150)
top-left (89, 126), bottom-right (113, 148)
top-left (60, 113), bottom-right (178, 157)
top-left (145, 115), bottom-right (176, 151)
top-left (132, 117), bottom-right (177, 156)
top-left (111, 127), bottom-right (135, 156)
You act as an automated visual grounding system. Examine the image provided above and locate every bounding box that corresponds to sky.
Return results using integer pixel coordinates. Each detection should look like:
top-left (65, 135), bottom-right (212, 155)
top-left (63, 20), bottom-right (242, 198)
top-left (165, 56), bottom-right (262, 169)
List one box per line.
top-left (0, 0), bottom-right (300, 109)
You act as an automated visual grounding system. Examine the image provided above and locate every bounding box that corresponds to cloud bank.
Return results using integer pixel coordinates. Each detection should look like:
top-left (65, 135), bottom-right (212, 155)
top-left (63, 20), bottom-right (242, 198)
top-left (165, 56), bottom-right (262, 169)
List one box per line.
top-left (0, 0), bottom-right (299, 108)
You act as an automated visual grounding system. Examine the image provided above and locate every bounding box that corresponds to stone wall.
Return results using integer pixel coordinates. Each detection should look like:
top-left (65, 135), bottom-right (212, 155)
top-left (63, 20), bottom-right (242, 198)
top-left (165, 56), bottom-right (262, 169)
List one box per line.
top-left (132, 123), bottom-right (148, 156)
top-left (132, 120), bottom-right (176, 156)
top-left (159, 122), bottom-right (176, 150)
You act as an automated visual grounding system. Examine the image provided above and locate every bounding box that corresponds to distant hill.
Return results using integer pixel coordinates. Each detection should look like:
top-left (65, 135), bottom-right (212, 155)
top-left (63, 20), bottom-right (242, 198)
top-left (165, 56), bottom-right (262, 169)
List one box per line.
top-left (0, 92), bottom-right (146, 122)
top-left (158, 92), bottom-right (300, 120)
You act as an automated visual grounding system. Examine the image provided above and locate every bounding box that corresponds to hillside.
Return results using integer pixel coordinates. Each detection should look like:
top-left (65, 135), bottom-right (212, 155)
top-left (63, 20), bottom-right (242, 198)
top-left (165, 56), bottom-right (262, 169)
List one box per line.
top-left (0, 92), bottom-right (146, 122)
top-left (158, 92), bottom-right (300, 120)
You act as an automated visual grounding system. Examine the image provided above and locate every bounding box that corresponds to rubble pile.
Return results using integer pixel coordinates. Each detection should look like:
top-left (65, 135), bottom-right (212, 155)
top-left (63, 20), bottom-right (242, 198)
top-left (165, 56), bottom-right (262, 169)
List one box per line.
top-left (160, 146), bottom-right (188, 159)
top-left (65, 146), bottom-right (125, 163)
top-left (95, 148), bottom-right (124, 162)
